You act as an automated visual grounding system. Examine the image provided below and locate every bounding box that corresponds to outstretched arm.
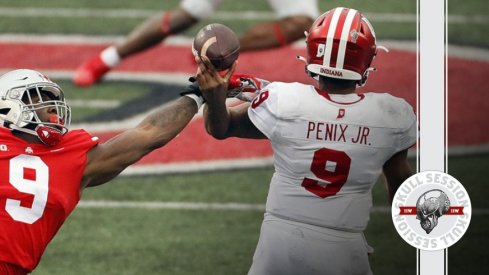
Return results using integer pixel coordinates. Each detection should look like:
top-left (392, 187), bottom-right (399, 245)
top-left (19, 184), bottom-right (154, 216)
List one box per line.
top-left (382, 149), bottom-right (413, 203)
top-left (239, 16), bottom-right (313, 51)
top-left (116, 8), bottom-right (198, 58)
top-left (81, 96), bottom-right (199, 188)
top-left (196, 57), bottom-right (265, 140)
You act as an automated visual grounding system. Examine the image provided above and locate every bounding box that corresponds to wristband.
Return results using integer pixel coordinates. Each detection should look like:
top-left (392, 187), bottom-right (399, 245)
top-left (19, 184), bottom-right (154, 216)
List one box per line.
top-left (184, 93), bottom-right (204, 109)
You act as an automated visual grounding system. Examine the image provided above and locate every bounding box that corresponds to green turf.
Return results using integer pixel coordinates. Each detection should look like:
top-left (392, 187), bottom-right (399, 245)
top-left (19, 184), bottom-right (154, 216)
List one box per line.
top-left (448, 23), bottom-right (489, 48)
top-left (448, 154), bottom-right (489, 208)
top-left (367, 213), bottom-right (417, 275)
top-left (35, 209), bottom-right (262, 275)
top-left (31, 156), bottom-right (488, 275)
top-left (0, 0), bottom-right (180, 9)
top-left (82, 169), bottom-right (271, 203)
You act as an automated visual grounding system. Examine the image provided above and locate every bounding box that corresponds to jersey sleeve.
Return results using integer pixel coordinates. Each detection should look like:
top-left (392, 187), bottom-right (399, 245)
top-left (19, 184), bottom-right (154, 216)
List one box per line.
top-left (180, 0), bottom-right (221, 20)
top-left (396, 99), bottom-right (417, 152)
top-left (62, 129), bottom-right (100, 152)
top-left (247, 83), bottom-right (280, 140)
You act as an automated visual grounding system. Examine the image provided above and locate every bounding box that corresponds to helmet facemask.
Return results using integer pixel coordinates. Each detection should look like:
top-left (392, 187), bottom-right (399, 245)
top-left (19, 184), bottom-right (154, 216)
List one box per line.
top-left (0, 71), bottom-right (71, 146)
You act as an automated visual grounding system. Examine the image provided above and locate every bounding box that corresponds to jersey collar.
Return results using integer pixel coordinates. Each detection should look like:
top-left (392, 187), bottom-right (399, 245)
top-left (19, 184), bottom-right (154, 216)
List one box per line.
top-left (314, 87), bottom-right (365, 105)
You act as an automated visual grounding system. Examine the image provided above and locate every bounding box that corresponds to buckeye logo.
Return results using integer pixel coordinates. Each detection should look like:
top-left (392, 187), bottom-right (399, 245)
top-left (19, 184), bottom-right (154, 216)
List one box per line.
top-left (391, 171), bottom-right (471, 250)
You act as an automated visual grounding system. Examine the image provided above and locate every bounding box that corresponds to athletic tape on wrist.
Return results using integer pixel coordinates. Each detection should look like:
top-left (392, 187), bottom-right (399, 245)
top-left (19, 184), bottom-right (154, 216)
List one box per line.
top-left (161, 11), bottom-right (172, 35)
top-left (184, 93), bottom-right (204, 109)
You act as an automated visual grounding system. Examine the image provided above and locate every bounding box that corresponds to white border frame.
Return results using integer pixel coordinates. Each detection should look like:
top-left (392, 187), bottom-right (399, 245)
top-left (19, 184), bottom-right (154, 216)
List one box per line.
top-left (417, 0), bottom-right (447, 274)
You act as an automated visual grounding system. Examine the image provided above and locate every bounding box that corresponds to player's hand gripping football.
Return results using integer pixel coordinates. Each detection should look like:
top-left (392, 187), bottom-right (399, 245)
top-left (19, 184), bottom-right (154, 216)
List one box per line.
top-left (195, 55), bottom-right (237, 106)
top-left (193, 56), bottom-right (270, 102)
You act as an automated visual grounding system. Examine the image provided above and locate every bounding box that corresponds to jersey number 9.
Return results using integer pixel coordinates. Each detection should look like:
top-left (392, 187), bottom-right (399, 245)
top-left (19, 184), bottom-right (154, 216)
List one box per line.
top-left (301, 148), bottom-right (351, 198)
top-left (5, 154), bottom-right (49, 224)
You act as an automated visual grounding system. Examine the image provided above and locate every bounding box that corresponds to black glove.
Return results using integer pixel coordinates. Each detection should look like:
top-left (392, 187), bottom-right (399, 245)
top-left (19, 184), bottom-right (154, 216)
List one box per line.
top-left (180, 76), bottom-right (203, 98)
top-left (180, 76), bottom-right (205, 109)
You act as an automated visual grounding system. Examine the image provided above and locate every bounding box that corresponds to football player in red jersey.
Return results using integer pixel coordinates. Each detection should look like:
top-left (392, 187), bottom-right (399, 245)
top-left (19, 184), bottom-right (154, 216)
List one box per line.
top-left (73, 0), bottom-right (319, 87)
top-left (196, 7), bottom-right (416, 275)
top-left (0, 69), bottom-right (204, 274)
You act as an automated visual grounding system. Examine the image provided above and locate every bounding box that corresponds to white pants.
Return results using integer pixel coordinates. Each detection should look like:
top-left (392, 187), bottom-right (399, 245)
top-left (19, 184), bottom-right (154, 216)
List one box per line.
top-left (248, 214), bottom-right (373, 275)
top-left (180, 0), bottom-right (319, 20)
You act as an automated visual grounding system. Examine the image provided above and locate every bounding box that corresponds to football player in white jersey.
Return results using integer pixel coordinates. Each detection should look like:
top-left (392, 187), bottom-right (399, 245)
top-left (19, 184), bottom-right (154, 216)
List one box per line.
top-left (195, 7), bottom-right (417, 275)
top-left (73, 0), bottom-right (319, 87)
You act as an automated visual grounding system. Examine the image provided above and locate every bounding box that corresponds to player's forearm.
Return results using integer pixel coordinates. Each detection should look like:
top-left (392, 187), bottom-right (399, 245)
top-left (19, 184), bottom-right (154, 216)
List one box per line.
top-left (203, 100), bottom-right (232, 139)
top-left (383, 150), bottom-right (413, 203)
top-left (383, 159), bottom-right (413, 202)
top-left (140, 96), bottom-right (198, 147)
top-left (83, 97), bottom-right (198, 188)
top-left (239, 16), bottom-right (313, 51)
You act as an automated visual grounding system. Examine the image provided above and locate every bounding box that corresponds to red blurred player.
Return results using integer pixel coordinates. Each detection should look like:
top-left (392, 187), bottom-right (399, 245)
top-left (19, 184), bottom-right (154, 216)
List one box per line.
top-left (73, 0), bottom-right (319, 87)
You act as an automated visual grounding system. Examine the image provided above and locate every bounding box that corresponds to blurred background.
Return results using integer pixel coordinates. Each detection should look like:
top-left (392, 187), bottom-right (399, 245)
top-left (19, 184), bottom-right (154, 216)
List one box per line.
top-left (0, 0), bottom-right (487, 274)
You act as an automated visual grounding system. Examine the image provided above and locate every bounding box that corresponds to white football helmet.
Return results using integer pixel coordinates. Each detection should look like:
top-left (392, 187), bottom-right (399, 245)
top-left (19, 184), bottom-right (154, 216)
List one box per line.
top-left (0, 69), bottom-right (71, 146)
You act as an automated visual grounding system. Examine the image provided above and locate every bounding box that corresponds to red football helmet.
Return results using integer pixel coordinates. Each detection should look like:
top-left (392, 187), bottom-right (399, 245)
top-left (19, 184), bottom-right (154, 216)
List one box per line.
top-left (300, 7), bottom-right (385, 86)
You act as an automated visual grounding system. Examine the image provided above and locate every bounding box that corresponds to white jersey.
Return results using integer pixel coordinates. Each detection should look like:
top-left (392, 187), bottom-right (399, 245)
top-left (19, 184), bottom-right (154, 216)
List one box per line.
top-left (248, 82), bottom-right (416, 232)
top-left (181, 0), bottom-right (319, 20)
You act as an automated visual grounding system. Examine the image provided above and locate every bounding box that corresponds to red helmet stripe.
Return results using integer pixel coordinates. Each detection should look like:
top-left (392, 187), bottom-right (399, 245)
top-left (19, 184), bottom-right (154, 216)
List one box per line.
top-left (336, 9), bottom-right (359, 69)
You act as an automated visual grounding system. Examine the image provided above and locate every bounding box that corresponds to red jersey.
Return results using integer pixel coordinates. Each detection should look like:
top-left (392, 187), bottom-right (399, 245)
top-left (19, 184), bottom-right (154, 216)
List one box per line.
top-left (0, 128), bottom-right (99, 272)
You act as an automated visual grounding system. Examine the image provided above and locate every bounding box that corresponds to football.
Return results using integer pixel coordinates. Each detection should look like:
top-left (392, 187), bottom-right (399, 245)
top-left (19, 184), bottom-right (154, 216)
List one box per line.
top-left (192, 23), bottom-right (240, 71)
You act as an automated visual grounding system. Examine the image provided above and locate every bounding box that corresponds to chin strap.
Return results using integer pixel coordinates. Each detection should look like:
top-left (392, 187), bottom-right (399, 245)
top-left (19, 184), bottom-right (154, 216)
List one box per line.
top-left (35, 125), bottom-right (63, 147)
top-left (9, 123), bottom-right (64, 147)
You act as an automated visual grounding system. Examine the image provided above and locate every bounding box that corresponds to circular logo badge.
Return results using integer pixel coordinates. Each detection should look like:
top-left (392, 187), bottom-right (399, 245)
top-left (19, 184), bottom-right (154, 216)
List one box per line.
top-left (391, 171), bottom-right (471, 251)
